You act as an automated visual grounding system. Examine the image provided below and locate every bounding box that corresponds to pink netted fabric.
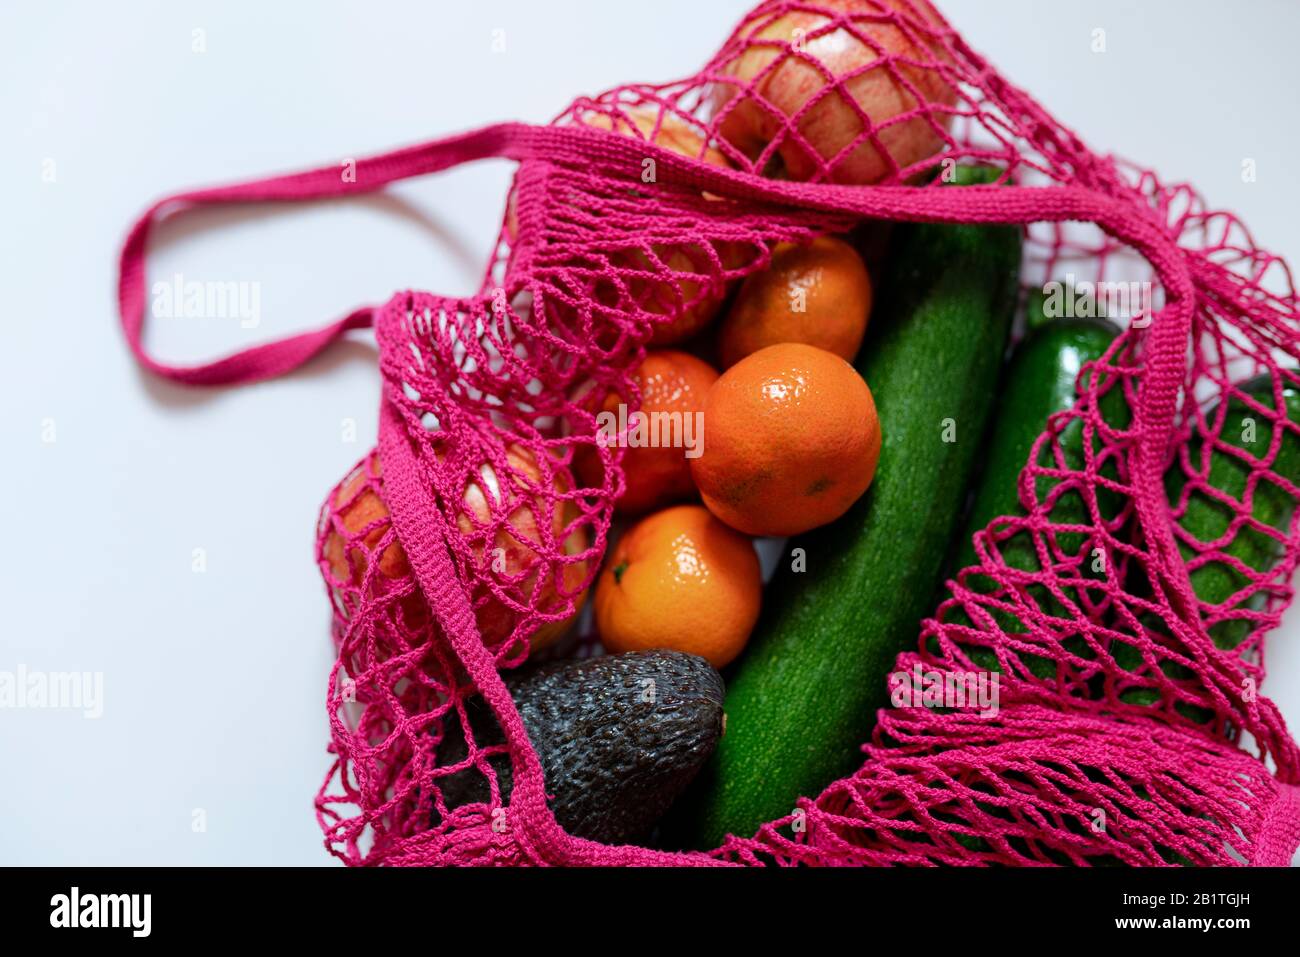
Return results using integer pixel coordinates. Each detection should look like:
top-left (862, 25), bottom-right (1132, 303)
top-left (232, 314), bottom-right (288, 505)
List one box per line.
top-left (117, 0), bottom-right (1300, 866)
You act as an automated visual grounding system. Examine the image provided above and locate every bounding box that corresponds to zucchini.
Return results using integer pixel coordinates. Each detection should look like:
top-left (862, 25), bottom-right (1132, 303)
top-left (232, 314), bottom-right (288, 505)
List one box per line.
top-left (1112, 373), bottom-right (1300, 714)
top-left (1167, 373), bottom-right (1300, 650)
top-left (931, 304), bottom-right (1120, 857)
top-left (951, 309), bottom-right (1124, 577)
top-left (940, 304), bottom-right (1125, 674)
top-left (668, 168), bottom-right (1022, 849)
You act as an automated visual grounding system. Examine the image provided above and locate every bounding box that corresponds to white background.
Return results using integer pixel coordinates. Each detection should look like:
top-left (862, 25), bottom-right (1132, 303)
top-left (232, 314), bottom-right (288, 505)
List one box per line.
top-left (2, 0), bottom-right (1298, 865)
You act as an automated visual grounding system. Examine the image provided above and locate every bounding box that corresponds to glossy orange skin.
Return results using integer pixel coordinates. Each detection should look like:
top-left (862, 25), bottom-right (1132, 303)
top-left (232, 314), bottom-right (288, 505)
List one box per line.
top-left (631, 242), bottom-right (735, 347)
top-left (595, 504), bottom-right (762, 668)
top-left (324, 446), bottom-right (588, 649)
top-left (718, 236), bottom-right (872, 368)
top-left (575, 350), bottom-right (720, 516)
top-left (710, 0), bottom-right (955, 184)
top-left (691, 342), bottom-right (881, 537)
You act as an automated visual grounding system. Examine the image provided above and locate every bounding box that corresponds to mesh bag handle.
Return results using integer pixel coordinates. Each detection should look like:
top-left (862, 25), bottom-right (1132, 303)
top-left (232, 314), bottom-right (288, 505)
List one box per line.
top-left (116, 123), bottom-right (542, 385)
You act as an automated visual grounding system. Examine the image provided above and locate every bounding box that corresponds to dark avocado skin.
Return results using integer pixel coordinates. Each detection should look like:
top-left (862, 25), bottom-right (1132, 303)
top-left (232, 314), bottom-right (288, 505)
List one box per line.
top-left (665, 166), bottom-right (1023, 850)
top-left (433, 650), bottom-right (725, 846)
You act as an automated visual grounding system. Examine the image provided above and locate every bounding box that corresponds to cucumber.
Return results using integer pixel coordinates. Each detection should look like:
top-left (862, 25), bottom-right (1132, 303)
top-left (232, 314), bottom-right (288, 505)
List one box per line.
top-left (1104, 372), bottom-right (1300, 712)
top-left (932, 305), bottom-right (1120, 857)
top-left (951, 311), bottom-right (1124, 577)
top-left (1167, 373), bottom-right (1300, 650)
top-left (668, 168), bottom-right (1022, 849)
top-left (939, 308), bottom-right (1125, 674)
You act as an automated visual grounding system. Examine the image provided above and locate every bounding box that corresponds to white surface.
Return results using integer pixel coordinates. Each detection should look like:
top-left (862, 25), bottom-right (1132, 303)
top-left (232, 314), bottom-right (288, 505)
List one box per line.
top-left (1, 0), bottom-right (1298, 865)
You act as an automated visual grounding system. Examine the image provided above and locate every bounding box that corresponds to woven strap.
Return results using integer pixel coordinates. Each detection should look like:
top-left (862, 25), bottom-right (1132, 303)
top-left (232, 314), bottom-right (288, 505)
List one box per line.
top-left (115, 123), bottom-right (542, 385)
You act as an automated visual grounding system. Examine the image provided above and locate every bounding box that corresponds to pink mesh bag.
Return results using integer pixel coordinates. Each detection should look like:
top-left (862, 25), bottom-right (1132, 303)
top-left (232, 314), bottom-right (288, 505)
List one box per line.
top-left (118, 0), bottom-right (1300, 866)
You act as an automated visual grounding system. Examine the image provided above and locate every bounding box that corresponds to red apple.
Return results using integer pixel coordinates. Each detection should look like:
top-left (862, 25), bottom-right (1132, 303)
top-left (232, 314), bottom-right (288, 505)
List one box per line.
top-left (710, 0), bottom-right (956, 184)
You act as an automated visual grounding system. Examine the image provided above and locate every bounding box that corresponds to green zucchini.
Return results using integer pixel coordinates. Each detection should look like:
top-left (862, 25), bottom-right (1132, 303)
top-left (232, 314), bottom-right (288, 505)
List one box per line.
top-left (1111, 373), bottom-right (1300, 716)
top-left (1167, 373), bottom-right (1300, 650)
top-left (931, 300), bottom-right (1121, 857)
top-left (940, 304), bottom-right (1125, 674)
top-left (952, 309), bottom-right (1124, 577)
top-left (667, 167), bottom-right (1022, 849)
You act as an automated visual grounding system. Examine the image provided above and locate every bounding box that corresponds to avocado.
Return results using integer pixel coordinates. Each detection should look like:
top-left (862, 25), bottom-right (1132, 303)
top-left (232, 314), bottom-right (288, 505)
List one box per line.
top-left (433, 650), bottom-right (725, 845)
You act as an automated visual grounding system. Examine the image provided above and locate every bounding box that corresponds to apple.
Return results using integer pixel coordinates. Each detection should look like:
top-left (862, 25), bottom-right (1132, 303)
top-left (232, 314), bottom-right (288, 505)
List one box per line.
top-left (323, 445), bottom-right (589, 651)
top-left (710, 0), bottom-right (956, 184)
